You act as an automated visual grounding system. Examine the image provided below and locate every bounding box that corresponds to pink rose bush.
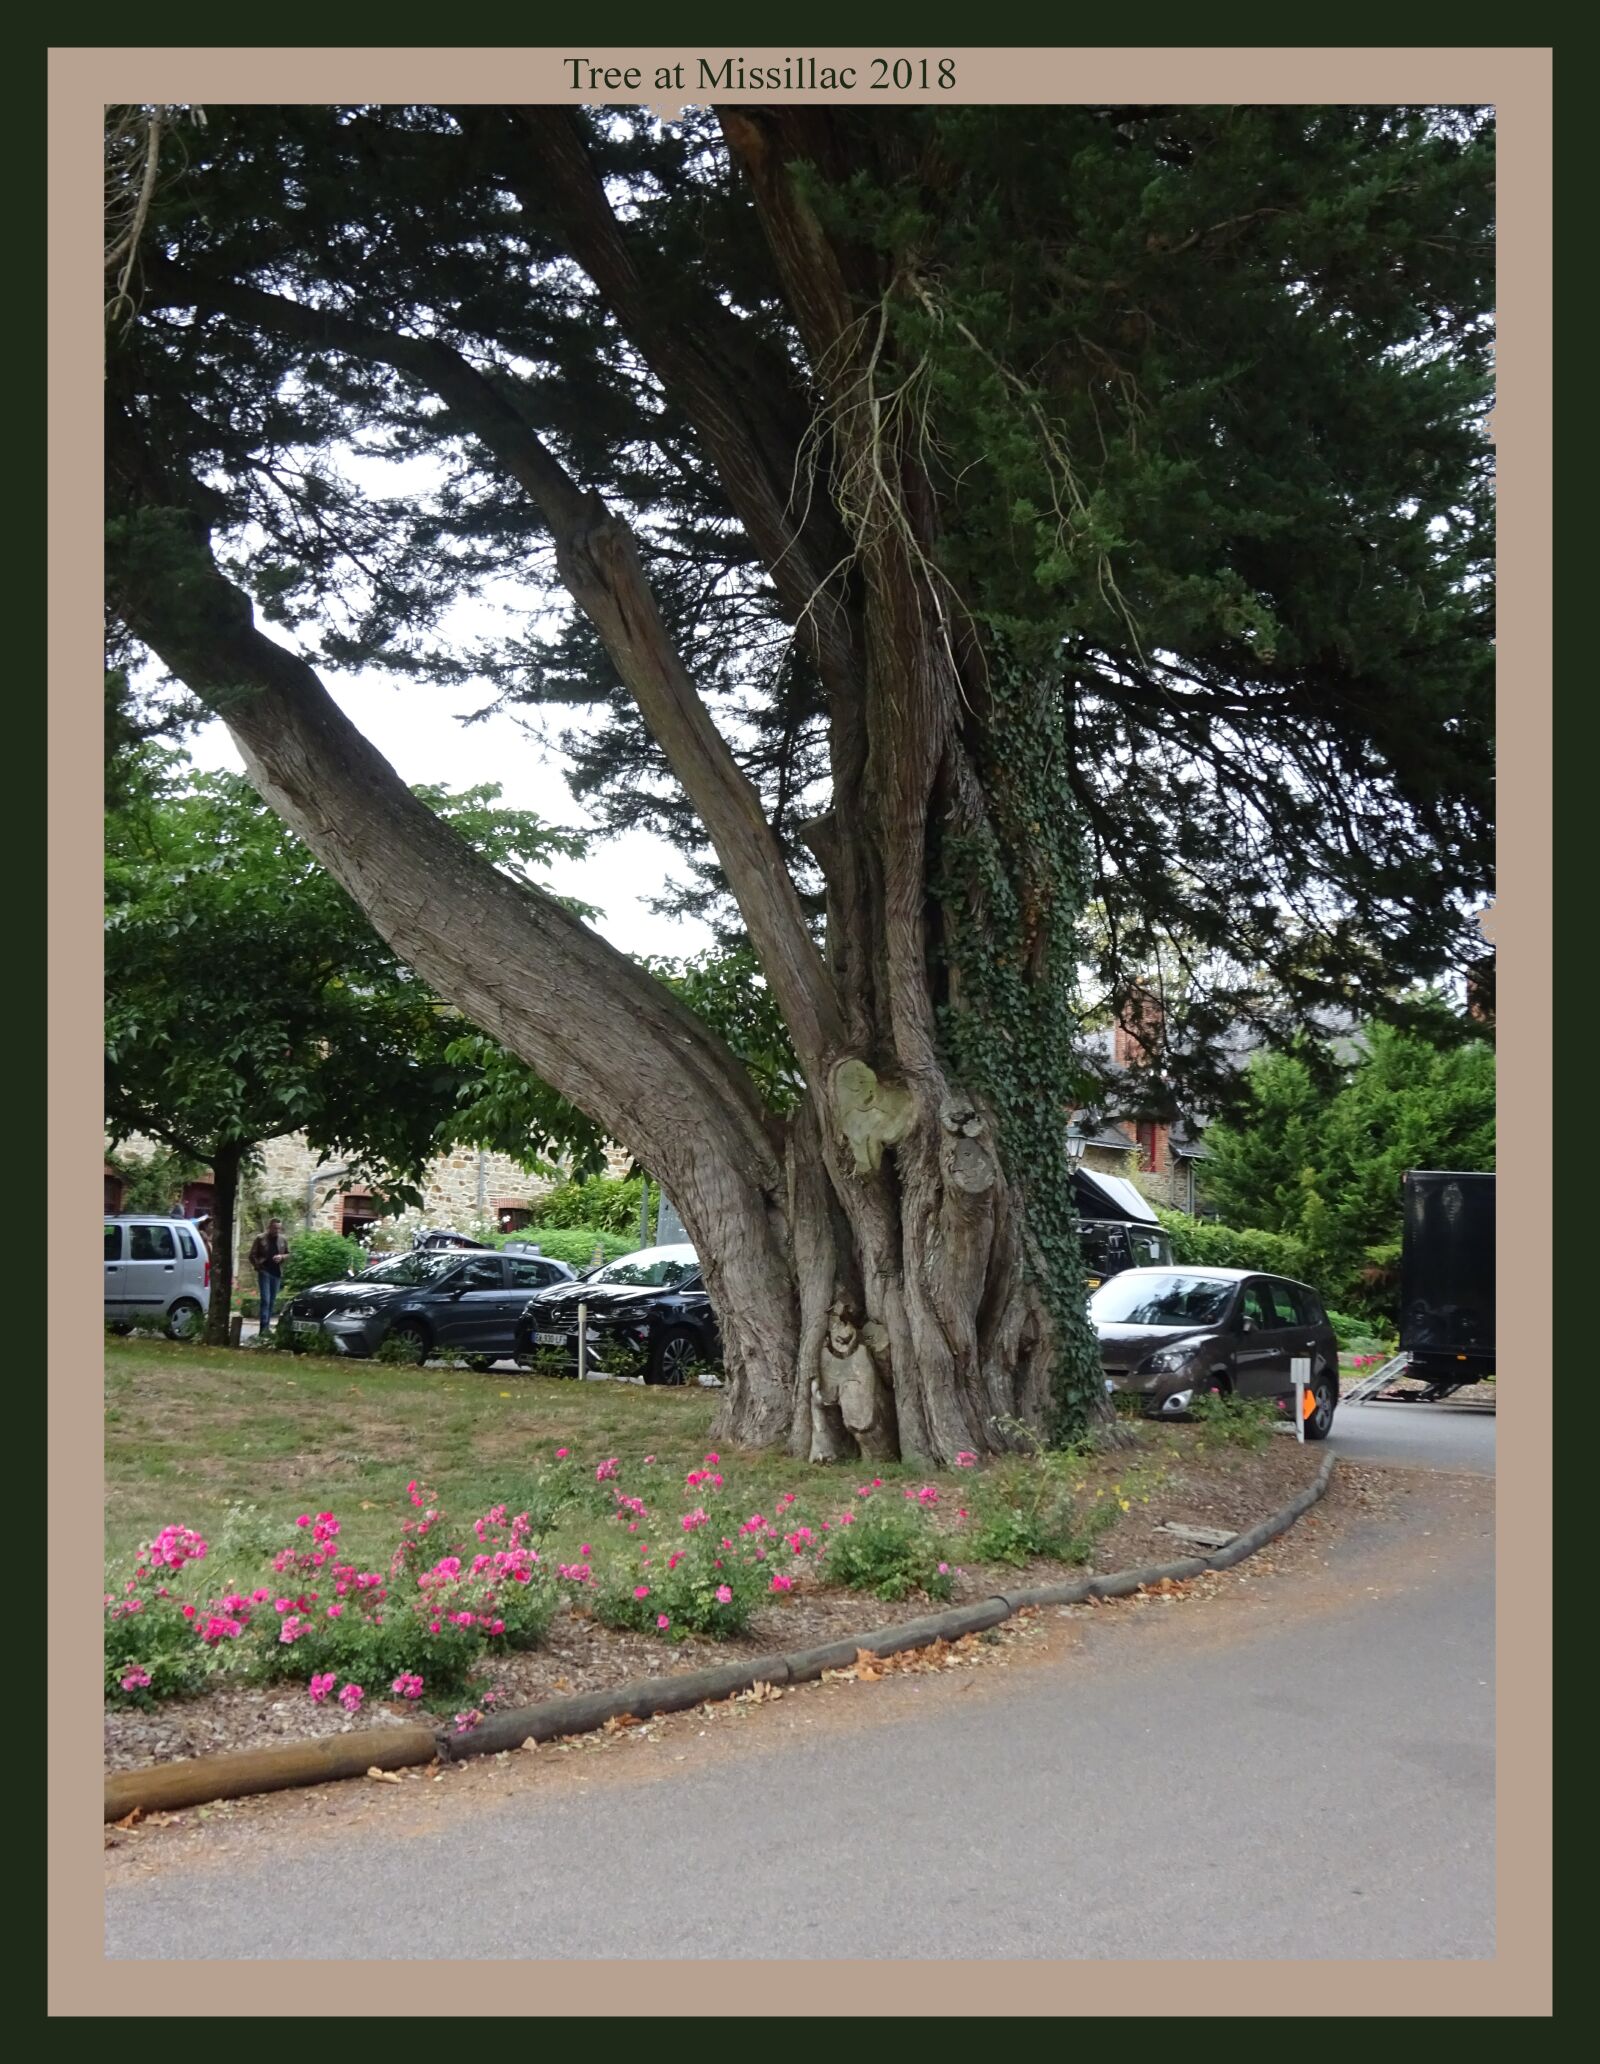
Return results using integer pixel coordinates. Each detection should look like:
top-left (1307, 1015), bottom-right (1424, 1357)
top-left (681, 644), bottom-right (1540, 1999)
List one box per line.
top-left (106, 1483), bottom-right (557, 1711)
top-left (107, 1447), bottom-right (993, 1698)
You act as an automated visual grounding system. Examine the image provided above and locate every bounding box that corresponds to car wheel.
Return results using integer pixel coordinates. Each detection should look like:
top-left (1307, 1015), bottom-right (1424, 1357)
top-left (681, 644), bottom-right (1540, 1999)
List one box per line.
top-left (166, 1298), bottom-right (205, 1341)
top-left (647, 1326), bottom-right (698, 1387)
top-left (1303, 1368), bottom-right (1337, 1441)
top-left (390, 1321), bottom-right (430, 1365)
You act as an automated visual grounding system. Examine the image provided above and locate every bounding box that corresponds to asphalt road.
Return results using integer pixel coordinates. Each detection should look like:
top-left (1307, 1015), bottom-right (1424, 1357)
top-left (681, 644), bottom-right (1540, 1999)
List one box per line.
top-left (105, 1405), bottom-right (1494, 1962)
top-left (1331, 1398), bottom-right (1496, 1475)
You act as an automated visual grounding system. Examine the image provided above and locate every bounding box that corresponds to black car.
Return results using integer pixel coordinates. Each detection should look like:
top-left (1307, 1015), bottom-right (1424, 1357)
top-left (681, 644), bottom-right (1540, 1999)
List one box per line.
top-left (285, 1248), bottom-right (574, 1365)
top-left (1078, 1217), bottom-right (1174, 1290)
top-left (514, 1244), bottom-right (720, 1385)
top-left (1092, 1265), bottom-right (1340, 1437)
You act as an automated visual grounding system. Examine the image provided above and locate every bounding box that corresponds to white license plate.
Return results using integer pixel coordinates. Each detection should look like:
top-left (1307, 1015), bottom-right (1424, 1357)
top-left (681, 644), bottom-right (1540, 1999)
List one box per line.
top-left (533, 1331), bottom-right (569, 1348)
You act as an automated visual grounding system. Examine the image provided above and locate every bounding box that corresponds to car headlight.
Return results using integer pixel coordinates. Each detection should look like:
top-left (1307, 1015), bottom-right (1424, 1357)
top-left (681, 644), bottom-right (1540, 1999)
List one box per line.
top-left (328, 1306), bottom-right (377, 1321)
top-left (1139, 1345), bottom-right (1195, 1375)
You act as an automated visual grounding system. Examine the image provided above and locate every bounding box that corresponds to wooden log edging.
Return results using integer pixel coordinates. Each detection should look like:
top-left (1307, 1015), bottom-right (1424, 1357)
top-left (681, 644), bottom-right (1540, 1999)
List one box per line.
top-left (104, 1452), bottom-right (1337, 1820)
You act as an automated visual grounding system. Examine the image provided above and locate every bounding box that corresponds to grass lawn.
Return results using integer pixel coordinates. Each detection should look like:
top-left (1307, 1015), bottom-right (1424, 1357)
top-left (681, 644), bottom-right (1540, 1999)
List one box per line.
top-left (104, 1338), bottom-right (988, 1573)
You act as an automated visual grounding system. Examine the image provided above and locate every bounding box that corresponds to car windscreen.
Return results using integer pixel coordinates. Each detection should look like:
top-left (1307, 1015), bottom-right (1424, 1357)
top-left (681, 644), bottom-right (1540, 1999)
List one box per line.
top-left (589, 1254), bottom-right (699, 1288)
top-left (1089, 1274), bottom-right (1237, 1327)
top-left (353, 1253), bottom-right (461, 1287)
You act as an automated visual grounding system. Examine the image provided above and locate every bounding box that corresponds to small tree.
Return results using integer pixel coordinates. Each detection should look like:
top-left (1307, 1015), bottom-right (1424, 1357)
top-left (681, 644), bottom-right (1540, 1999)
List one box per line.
top-left (105, 747), bottom-right (602, 1342)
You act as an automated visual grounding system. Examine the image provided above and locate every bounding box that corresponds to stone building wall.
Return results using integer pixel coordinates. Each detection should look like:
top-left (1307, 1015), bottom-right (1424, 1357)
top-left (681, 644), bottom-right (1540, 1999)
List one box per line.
top-left (108, 1130), bottom-right (635, 1244)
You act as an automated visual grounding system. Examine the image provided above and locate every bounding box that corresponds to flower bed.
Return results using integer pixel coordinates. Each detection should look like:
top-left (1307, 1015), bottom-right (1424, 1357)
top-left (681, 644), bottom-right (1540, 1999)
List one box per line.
top-left (104, 1424), bottom-right (1326, 1774)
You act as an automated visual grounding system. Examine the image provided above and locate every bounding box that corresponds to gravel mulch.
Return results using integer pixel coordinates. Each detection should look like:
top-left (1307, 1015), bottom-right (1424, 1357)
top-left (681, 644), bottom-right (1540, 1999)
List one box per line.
top-left (105, 1424), bottom-right (1326, 1775)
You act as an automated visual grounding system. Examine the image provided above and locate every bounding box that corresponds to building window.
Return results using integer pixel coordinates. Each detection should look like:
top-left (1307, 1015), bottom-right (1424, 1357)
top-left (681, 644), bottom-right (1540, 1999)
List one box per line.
top-left (497, 1204), bottom-right (534, 1232)
top-left (339, 1192), bottom-right (380, 1240)
top-left (1135, 1121), bottom-right (1163, 1174)
top-left (180, 1180), bottom-right (215, 1220)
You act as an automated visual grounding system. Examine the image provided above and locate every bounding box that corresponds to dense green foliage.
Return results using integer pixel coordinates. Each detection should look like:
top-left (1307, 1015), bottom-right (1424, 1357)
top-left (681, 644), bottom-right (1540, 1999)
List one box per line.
top-left (520, 1175), bottom-right (655, 1239)
top-left (280, 1231), bottom-right (368, 1296)
top-left (934, 653), bottom-right (1101, 1438)
top-left (1153, 1209), bottom-right (1313, 1285)
top-left (484, 1227), bottom-right (637, 1269)
top-left (826, 105), bottom-right (1495, 1102)
top-left (1194, 1018), bottom-right (1495, 1313)
top-left (105, 736), bottom-right (606, 1204)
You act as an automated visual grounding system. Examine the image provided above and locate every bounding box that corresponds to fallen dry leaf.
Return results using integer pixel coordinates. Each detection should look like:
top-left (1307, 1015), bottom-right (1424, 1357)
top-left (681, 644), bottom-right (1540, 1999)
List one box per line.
top-left (366, 1767), bottom-right (403, 1785)
top-left (113, 1807), bottom-right (143, 1831)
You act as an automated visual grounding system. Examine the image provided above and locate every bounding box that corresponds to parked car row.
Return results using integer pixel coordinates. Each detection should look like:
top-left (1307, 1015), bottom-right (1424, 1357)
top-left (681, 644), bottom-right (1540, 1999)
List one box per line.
top-left (104, 1218), bottom-right (1338, 1434)
top-left (282, 1241), bottom-right (719, 1384)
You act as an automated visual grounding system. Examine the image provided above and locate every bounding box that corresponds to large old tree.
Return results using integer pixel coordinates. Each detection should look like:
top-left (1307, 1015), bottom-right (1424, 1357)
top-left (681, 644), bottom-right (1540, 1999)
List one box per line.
top-left (103, 104), bottom-right (1494, 1459)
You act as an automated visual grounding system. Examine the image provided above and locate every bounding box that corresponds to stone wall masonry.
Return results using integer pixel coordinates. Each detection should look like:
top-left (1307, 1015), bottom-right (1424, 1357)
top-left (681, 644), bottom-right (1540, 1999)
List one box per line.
top-left (110, 1130), bottom-right (636, 1239)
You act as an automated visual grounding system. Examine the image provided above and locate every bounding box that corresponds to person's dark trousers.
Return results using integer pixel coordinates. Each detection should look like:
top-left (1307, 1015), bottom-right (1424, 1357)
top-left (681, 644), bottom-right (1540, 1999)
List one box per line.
top-left (258, 1268), bottom-right (284, 1329)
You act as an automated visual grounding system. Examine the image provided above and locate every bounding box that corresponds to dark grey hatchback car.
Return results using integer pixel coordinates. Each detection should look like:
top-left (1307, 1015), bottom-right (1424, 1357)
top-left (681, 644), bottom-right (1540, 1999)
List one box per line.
top-left (1092, 1266), bottom-right (1340, 1438)
top-left (284, 1249), bottom-right (573, 1365)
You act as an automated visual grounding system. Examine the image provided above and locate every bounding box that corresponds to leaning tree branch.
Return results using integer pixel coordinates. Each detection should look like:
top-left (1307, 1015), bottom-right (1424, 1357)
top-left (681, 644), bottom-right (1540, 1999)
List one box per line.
top-left (137, 255), bottom-right (846, 1073)
top-left (105, 412), bottom-right (785, 1216)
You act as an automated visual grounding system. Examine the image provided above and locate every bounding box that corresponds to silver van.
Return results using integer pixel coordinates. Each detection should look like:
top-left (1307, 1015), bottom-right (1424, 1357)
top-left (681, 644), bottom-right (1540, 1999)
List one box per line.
top-left (104, 1216), bottom-right (212, 1338)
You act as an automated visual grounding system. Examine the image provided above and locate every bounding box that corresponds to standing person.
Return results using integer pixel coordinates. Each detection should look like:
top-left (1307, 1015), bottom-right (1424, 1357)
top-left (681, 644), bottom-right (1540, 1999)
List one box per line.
top-left (250, 1217), bottom-right (290, 1331)
top-left (193, 1214), bottom-right (214, 1259)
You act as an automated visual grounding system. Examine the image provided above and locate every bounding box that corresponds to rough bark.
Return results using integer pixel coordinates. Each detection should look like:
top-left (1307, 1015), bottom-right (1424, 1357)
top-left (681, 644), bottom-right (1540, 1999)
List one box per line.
top-left (203, 1140), bottom-right (242, 1349)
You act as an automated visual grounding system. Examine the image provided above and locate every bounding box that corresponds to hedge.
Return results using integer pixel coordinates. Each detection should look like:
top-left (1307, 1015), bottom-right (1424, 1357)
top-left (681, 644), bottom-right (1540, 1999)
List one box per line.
top-left (1153, 1208), bottom-right (1312, 1283)
top-left (489, 1226), bottom-right (638, 1269)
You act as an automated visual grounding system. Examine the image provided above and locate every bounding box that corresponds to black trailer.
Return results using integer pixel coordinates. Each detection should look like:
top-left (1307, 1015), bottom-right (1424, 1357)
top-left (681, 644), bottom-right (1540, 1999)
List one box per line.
top-left (1345, 1169), bottom-right (1495, 1404)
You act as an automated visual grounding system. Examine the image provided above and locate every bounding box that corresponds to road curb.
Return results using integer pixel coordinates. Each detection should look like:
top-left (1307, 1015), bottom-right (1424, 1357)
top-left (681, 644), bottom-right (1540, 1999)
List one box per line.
top-left (104, 1451), bottom-right (1337, 1820)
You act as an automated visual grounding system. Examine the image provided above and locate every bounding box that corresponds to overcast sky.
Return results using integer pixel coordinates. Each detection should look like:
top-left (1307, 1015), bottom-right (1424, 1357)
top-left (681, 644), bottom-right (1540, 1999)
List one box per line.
top-left (187, 669), bottom-right (716, 964)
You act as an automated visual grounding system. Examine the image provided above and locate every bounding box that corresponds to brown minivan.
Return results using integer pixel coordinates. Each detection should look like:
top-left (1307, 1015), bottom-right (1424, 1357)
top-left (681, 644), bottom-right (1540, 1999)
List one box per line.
top-left (1091, 1266), bottom-right (1340, 1438)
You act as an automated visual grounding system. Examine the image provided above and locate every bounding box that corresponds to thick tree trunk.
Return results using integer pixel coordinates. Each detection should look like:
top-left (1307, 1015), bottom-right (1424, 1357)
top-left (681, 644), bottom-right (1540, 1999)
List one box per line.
top-left (203, 1141), bottom-right (242, 1348)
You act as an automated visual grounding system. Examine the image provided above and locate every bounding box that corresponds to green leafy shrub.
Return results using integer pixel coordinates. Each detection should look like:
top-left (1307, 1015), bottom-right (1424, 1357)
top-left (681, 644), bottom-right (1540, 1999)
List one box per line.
top-left (1188, 1386), bottom-right (1282, 1452)
top-left (281, 1230), bottom-right (367, 1296)
top-left (105, 1592), bottom-right (225, 1703)
top-left (818, 1501), bottom-right (954, 1604)
top-left (261, 1310), bottom-right (337, 1355)
top-left (1327, 1308), bottom-right (1397, 1353)
top-left (967, 1457), bottom-right (1119, 1568)
top-left (528, 1176), bottom-right (655, 1237)
top-left (489, 1225), bottom-right (636, 1269)
top-left (375, 1329), bottom-right (426, 1366)
top-left (592, 1533), bottom-right (763, 1641)
top-left (107, 1490), bottom-right (563, 1711)
top-left (1154, 1209), bottom-right (1311, 1282)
